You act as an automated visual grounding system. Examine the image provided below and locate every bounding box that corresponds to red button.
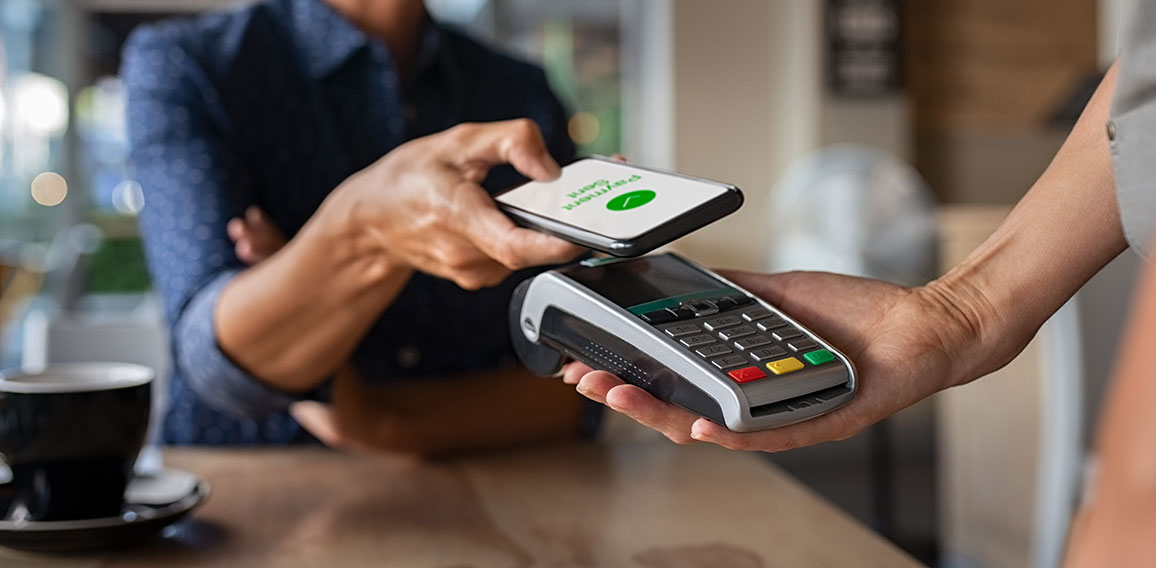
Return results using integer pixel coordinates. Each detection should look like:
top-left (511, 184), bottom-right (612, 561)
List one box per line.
top-left (727, 366), bottom-right (767, 383)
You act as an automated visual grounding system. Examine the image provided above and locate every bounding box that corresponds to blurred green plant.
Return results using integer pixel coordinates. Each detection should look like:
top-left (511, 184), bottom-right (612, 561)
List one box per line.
top-left (86, 237), bottom-right (151, 293)
top-left (541, 17), bottom-right (622, 157)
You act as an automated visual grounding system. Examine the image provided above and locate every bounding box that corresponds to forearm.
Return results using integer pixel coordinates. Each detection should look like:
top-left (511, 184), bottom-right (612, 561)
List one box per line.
top-left (930, 62), bottom-right (1127, 383)
top-left (216, 193), bottom-right (413, 392)
top-left (329, 365), bottom-right (587, 456)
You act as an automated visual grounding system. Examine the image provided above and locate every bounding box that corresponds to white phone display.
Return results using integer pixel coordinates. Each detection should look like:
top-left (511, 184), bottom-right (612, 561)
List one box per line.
top-left (495, 157), bottom-right (743, 257)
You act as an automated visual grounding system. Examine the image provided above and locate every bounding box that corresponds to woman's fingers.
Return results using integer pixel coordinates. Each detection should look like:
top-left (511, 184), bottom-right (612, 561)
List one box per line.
top-left (574, 370), bottom-right (624, 403)
top-left (562, 362), bottom-right (594, 385)
top-left (603, 384), bottom-right (700, 444)
top-left (572, 370), bottom-right (698, 443)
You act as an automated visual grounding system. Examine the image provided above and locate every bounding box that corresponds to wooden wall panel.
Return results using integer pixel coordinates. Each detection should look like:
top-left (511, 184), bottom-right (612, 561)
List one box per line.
top-left (906, 0), bottom-right (1098, 132)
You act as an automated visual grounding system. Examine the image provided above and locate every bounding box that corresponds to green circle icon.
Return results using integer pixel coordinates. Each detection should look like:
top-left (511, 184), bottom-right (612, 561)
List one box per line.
top-left (606, 189), bottom-right (656, 211)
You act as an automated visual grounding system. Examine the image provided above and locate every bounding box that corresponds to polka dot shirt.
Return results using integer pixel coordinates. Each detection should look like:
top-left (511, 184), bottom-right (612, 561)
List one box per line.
top-left (121, 0), bottom-right (577, 445)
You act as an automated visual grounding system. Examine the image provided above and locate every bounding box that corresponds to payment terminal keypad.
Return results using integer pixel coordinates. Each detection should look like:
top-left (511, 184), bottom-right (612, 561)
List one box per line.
top-left (733, 336), bottom-right (772, 350)
top-left (703, 316), bottom-right (742, 331)
top-left (695, 344), bottom-right (733, 358)
top-left (787, 338), bottom-right (818, 352)
top-left (717, 325), bottom-right (756, 341)
top-left (756, 317), bottom-right (789, 331)
top-left (642, 294), bottom-right (838, 387)
top-left (679, 334), bottom-right (717, 348)
top-left (748, 346), bottom-right (787, 361)
top-left (771, 328), bottom-right (803, 341)
top-left (664, 324), bottom-right (701, 338)
top-left (711, 355), bottom-right (749, 370)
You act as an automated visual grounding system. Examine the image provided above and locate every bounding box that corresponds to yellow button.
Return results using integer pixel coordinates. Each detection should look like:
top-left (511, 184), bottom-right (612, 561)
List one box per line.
top-left (766, 357), bottom-right (804, 375)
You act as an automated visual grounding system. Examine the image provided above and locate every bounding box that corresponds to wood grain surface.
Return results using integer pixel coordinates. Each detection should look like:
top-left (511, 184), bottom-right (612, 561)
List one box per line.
top-left (3, 420), bottom-right (921, 567)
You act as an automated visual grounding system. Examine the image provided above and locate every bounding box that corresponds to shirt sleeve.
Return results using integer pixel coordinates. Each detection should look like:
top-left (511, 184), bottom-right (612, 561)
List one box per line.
top-left (1111, 0), bottom-right (1156, 260)
top-left (122, 25), bottom-right (301, 419)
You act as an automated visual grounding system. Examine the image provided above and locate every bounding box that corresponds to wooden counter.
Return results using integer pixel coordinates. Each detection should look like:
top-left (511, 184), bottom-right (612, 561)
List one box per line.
top-left (3, 421), bottom-right (920, 567)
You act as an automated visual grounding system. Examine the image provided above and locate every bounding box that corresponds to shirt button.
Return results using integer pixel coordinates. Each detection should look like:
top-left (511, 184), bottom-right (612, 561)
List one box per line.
top-left (1107, 120), bottom-right (1117, 141)
top-left (397, 346), bottom-right (421, 368)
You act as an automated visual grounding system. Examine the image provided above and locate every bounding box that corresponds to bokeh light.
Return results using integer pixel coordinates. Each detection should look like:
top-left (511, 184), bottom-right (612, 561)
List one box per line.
top-left (111, 178), bottom-right (144, 214)
top-left (30, 172), bottom-right (68, 206)
top-left (568, 111), bottom-right (600, 145)
top-left (13, 73), bottom-right (69, 137)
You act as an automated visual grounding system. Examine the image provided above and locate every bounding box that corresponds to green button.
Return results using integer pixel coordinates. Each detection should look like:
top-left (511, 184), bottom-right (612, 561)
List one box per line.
top-left (606, 189), bottom-right (656, 211)
top-left (803, 349), bottom-right (835, 365)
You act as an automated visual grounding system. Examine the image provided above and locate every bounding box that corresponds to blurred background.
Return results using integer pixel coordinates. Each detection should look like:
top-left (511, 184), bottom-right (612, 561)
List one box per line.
top-left (0, 1), bottom-right (1142, 567)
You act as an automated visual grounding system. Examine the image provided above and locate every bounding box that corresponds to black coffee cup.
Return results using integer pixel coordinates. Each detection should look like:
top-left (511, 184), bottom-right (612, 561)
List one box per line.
top-left (0, 363), bottom-right (152, 522)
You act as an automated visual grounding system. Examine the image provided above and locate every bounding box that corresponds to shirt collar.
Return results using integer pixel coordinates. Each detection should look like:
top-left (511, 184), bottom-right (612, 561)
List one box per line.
top-left (285, 0), bottom-right (447, 80)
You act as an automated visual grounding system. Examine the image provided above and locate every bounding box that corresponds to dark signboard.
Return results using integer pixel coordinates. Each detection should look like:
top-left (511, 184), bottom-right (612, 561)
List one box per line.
top-left (827, 0), bottom-right (902, 96)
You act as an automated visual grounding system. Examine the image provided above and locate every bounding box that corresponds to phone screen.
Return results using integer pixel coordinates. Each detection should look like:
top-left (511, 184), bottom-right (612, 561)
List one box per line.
top-left (495, 159), bottom-right (731, 241)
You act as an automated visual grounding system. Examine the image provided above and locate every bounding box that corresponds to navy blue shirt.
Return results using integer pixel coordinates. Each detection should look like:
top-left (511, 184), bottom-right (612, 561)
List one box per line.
top-left (122, 0), bottom-right (575, 444)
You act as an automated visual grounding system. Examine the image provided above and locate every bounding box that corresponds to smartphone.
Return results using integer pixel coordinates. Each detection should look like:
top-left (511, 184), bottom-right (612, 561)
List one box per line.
top-left (495, 157), bottom-right (743, 257)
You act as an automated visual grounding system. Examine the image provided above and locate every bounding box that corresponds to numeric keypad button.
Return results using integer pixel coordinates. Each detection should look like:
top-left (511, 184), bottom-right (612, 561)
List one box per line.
top-left (680, 334), bottom-right (718, 348)
top-left (665, 324), bottom-right (702, 338)
top-left (748, 346), bottom-right (788, 362)
top-left (718, 325), bottom-right (756, 341)
top-left (703, 316), bottom-right (742, 331)
top-left (711, 355), bottom-right (748, 370)
top-left (695, 344), bottom-right (733, 358)
top-left (756, 317), bottom-right (789, 331)
top-left (771, 328), bottom-right (804, 341)
top-left (733, 336), bottom-right (772, 350)
top-left (787, 338), bottom-right (818, 352)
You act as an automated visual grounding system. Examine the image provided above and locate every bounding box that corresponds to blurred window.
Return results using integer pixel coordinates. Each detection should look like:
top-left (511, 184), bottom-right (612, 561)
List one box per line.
top-left (432, 0), bottom-right (625, 156)
top-left (0, 0), bottom-right (628, 366)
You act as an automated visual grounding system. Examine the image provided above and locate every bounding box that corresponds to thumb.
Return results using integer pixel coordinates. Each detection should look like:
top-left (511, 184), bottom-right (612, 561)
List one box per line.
top-left (446, 119), bottom-right (562, 182)
top-left (719, 270), bottom-right (802, 310)
top-left (719, 270), bottom-right (839, 335)
top-left (453, 178), bottom-right (585, 269)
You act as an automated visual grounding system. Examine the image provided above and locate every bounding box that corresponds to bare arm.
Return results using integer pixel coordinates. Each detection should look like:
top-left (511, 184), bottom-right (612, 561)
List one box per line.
top-left (214, 193), bottom-right (409, 393)
top-left (215, 120), bottom-right (584, 393)
top-left (933, 61), bottom-right (1126, 376)
top-left (225, 193), bottom-right (589, 454)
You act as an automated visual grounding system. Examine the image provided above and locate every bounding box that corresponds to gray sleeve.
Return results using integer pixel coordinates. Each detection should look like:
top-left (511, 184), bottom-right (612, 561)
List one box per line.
top-left (174, 270), bottom-right (301, 418)
top-left (1110, 0), bottom-right (1156, 258)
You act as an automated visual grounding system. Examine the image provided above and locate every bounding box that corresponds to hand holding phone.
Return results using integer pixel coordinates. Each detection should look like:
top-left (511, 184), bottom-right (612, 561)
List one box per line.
top-left (496, 157), bottom-right (743, 257)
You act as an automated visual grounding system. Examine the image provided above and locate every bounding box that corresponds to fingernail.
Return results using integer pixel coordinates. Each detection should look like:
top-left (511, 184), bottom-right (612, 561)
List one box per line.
top-left (542, 152), bottom-right (561, 178)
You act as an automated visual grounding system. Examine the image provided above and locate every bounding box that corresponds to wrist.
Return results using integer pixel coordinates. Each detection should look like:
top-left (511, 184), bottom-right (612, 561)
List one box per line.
top-left (922, 274), bottom-right (1001, 380)
top-left (308, 180), bottom-right (409, 289)
top-left (921, 252), bottom-right (1045, 388)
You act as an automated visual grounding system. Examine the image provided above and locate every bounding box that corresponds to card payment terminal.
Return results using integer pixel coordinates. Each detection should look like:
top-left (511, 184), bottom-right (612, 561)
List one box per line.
top-left (510, 253), bottom-right (856, 432)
